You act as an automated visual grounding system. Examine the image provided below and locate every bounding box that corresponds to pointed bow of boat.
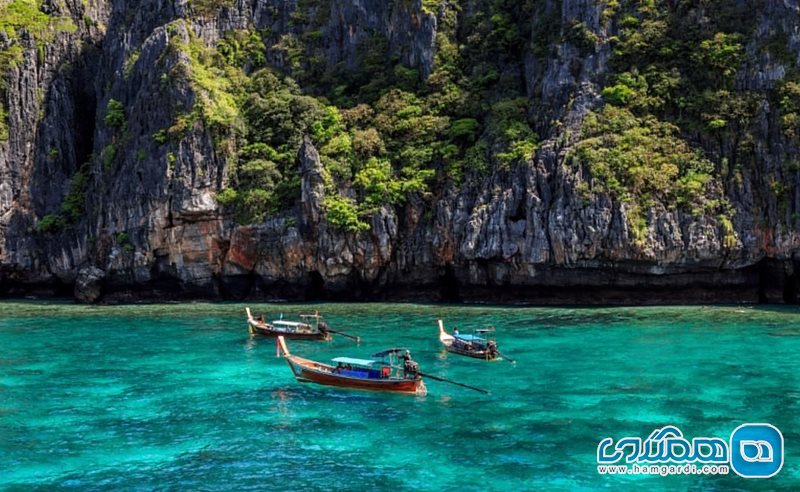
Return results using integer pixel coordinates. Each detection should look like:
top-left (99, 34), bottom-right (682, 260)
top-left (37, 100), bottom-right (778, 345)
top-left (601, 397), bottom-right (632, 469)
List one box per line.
top-left (276, 335), bottom-right (290, 357)
top-left (438, 319), bottom-right (455, 346)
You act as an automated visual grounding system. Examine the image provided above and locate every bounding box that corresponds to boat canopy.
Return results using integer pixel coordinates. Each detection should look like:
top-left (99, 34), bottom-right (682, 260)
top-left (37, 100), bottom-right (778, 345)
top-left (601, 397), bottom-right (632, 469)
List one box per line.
top-left (455, 334), bottom-right (485, 342)
top-left (371, 348), bottom-right (408, 358)
top-left (273, 320), bottom-right (308, 328)
top-left (331, 357), bottom-right (376, 367)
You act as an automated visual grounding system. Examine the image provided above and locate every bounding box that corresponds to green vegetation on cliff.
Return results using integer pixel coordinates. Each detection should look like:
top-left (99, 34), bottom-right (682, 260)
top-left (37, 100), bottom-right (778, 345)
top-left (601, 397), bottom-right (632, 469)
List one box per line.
top-left (160, 1), bottom-right (540, 230)
top-left (570, 0), bottom-right (773, 241)
top-left (37, 162), bottom-right (90, 233)
top-left (113, 0), bottom-right (795, 239)
top-left (601, 0), bottom-right (758, 133)
top-left (778, 81), bottom-right (800, 139)
top-left (0, 0), bottom-right (75, 140)
top-left (571, 106), bottom-right (728, 242)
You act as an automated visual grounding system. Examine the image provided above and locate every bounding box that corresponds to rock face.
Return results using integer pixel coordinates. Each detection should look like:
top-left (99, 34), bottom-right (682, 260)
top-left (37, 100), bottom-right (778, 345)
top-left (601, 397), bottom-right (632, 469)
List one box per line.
top-left (326, 0), bottom-right (437, 76)
top-left (1, 0), bottom-right (800, 304)
top-left (74, 266), bottom-right (106, 303)
top-left (299, 136), bottom-right (324, 229)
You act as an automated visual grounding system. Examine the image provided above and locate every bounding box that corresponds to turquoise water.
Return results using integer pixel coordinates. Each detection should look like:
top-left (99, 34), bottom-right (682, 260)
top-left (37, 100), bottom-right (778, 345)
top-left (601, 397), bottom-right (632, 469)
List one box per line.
top-left (1, 302), bottom-right (799, 490)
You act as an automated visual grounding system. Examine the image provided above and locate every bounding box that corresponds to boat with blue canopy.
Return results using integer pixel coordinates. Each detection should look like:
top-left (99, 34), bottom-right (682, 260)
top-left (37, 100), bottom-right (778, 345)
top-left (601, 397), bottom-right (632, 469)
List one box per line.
top-left (276, 337), bottom-right (427, 395)
top-left (246, 308), bottom-right (332, 340)
top-left (246, 308), bottom-right (361, 342)
top-left (438, 319), bottom-right (501, 361)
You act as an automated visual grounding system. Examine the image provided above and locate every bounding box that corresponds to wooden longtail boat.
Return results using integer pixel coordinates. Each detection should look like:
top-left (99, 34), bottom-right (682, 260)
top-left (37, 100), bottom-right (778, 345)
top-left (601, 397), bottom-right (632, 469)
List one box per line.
top-left (276, 336), bottom-right (427, 395)
top-left (246, 308), bottom-right (332, 340)
top-left (438, 319), bottom-right (501, 361)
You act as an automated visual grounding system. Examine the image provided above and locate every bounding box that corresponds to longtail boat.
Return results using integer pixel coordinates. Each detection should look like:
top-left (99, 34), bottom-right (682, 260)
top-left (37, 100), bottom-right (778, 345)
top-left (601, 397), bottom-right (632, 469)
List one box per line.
top-left (276, 336), bottom-right (427, 395)
top-left (438, 319), bottom-right (501, 361)
top-left (246, 308), bottom-right (331, 340)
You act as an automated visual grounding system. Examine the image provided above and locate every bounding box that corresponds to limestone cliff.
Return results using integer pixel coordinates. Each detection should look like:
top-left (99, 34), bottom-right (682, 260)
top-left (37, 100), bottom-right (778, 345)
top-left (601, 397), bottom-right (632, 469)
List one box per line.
top-left (0, 0), bottom-right (799, 303)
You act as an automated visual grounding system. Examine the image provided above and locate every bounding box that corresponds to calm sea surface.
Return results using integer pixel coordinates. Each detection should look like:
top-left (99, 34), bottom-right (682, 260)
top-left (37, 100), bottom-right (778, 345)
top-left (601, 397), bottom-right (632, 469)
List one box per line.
top-left (1, 302), bottom-right (799, 490)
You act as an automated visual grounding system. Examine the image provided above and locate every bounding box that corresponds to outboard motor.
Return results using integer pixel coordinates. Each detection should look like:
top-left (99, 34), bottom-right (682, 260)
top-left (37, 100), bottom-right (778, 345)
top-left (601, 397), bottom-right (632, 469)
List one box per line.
top-left (404, 360), bottom-right (419, 378)
top-left (402, 351), bottom-right (419, 378)
top-left (487, 340), bottom-right (498, 358)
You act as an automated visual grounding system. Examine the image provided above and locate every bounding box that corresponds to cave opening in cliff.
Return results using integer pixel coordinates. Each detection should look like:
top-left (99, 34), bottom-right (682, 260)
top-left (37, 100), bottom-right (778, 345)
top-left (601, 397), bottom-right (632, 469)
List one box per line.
top-left (67, 45), bottom-right (101, 171)
top-left (306, 271), bottom-right (326, 301)
top-left (439, 263), bottom-right (461, 302)
top-left (72, 82), bottom-right (96, 168)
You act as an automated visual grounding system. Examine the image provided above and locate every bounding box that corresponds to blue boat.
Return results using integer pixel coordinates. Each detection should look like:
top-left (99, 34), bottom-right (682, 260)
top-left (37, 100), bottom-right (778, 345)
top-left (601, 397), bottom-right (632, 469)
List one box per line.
top-left (277, 338), bottom-right (427, 395)
top-left (438, 320), bottom-right (501, 361)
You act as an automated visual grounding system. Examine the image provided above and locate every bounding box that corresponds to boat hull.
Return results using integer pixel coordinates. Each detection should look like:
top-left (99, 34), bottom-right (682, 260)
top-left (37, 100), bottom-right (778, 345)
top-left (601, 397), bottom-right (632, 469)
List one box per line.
top-left (445, 345), bottom-right (499, 361)
top-left (285, 356), bottom-right (426, 395)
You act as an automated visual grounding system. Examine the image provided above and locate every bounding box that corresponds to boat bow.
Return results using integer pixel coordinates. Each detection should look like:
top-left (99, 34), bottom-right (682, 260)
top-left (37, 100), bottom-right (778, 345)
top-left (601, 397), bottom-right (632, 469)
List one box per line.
top-left (277, 335), bottom-right (291, 357)
top-left (438, 319), bottom-right (455, 346)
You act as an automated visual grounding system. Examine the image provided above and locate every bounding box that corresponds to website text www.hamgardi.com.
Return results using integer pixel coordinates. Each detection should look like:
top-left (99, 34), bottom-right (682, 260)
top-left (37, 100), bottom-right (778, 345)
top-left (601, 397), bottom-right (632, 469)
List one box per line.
top-left (598, 464), bottom-right (730, 476)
